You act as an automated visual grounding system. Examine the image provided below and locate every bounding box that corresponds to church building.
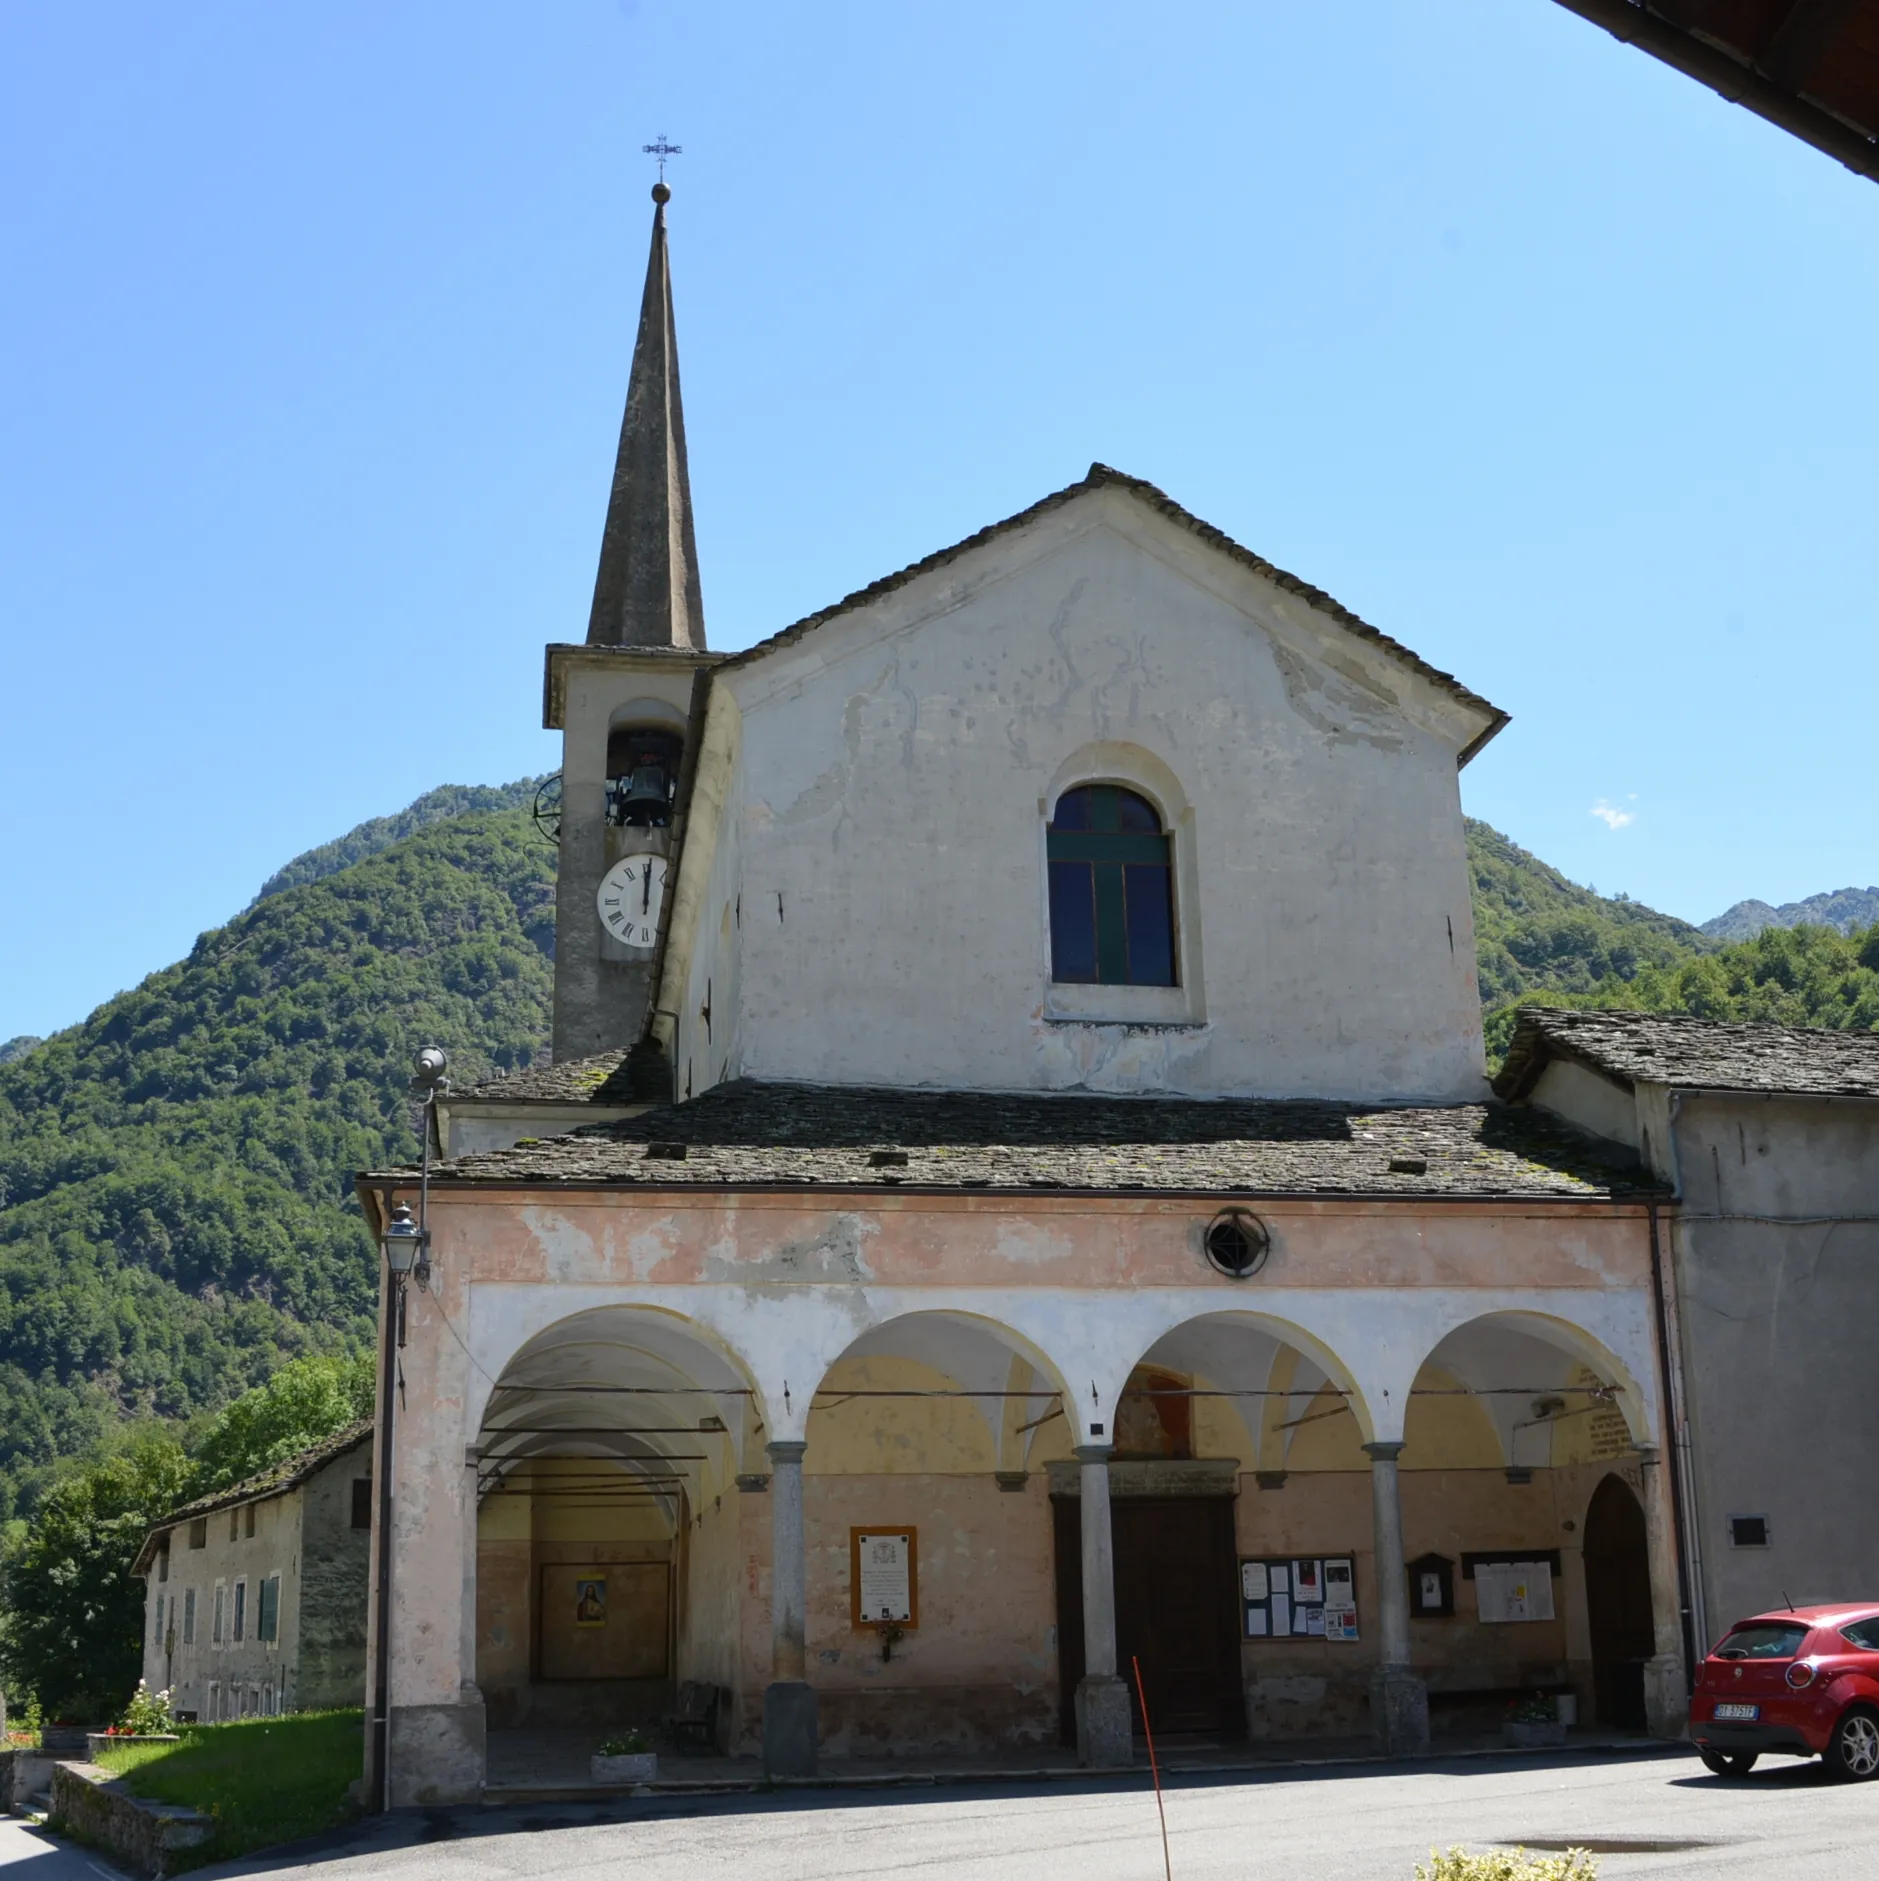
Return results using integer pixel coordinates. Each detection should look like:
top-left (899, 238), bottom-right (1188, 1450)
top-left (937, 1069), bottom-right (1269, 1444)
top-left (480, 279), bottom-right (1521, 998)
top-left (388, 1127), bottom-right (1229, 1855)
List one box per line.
top-left (359, 184), bottom-right (1690, 1805)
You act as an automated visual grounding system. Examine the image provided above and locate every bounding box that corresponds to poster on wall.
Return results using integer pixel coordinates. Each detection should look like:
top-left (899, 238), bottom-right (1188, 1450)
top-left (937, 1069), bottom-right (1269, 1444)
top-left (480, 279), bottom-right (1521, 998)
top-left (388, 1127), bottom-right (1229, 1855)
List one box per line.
top-left (1241, 1556), bottom-right (1358, 1642)
top-left (850, 1528), bottom-right (919, 1626)
top-left (1474, 1561), bottom-right (1556, 1623)
top-left (573, 1576), bottom-right (608, 1627)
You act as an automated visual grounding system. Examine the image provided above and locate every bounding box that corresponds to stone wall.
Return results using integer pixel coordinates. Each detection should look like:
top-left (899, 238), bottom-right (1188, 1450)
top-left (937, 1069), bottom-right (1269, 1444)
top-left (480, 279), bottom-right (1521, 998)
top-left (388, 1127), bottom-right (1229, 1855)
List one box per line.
top-left (49, 1762), bottom-right (212, 1878)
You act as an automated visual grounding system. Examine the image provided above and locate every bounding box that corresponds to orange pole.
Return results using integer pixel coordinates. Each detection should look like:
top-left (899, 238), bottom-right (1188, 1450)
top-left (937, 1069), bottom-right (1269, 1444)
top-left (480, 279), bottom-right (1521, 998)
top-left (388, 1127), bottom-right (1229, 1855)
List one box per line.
top-left (1132, 1654), bottom-right (1173, 1881)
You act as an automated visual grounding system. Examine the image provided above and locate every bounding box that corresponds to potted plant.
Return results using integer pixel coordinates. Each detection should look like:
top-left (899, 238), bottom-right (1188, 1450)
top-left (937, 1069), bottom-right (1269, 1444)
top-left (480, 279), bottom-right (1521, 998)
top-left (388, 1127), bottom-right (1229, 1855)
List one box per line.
top-left (89, 1681), bottom-right (181, 1760)
top-left (1502, 1691), bottom-right (1568, 1749)
top-left (591, 1728), bottom-right (658, 1784)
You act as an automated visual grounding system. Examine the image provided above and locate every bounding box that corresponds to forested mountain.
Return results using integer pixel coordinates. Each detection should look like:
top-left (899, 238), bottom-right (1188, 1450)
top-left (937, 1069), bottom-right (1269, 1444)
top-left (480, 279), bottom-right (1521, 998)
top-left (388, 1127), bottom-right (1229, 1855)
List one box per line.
top-left (253, 776), bottom-right (547, 903)
top-left (1703, 885), bottom-right (1879, 943)
top-left (0, 788), bottom-right (1872, 1526)
top-left (0, 806), bottom-right (555, 1520)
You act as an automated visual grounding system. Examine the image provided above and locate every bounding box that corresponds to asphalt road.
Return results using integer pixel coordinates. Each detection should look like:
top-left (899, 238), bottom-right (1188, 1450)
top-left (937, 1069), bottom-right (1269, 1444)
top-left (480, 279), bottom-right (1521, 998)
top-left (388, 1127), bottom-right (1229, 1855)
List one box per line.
top-left (11, 1747), bottom-right (1879, 1881)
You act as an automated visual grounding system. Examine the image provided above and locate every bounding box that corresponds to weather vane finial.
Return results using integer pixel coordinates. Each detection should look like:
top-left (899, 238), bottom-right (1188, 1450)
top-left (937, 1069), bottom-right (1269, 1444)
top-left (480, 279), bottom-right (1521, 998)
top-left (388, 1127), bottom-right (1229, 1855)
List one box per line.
top-left (643, 134), bottom-right (682, 183)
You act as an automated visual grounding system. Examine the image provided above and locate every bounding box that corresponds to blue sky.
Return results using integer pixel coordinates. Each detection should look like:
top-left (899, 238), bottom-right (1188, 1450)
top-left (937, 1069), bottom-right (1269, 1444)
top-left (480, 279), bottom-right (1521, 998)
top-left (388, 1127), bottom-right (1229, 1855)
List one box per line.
top-left (3, 0), bottom-right (1875, 1044)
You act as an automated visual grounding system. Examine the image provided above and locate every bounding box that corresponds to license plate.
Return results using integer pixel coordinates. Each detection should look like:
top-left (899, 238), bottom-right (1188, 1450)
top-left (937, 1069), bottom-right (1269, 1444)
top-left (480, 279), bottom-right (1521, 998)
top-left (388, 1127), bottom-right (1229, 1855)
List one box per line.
top-left (1713, 1702), bottom-right (1759, 1721)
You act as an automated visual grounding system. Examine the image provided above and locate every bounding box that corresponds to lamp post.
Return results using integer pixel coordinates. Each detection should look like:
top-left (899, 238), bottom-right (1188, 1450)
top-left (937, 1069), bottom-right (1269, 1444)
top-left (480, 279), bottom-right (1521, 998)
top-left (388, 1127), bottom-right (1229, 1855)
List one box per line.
top-left (370, 1046), bottom-right (449, 1814)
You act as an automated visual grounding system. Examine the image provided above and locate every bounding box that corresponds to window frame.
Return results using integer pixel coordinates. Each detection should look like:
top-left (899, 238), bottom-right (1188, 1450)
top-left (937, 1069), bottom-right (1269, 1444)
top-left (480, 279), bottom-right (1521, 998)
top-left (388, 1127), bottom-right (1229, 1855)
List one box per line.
top-left (232, 1577), bottom-right (247, 1645)
top-left (258, 1573), bottom-right (281, 1646)
top-left (212, 1580), bottom-right (226, 1647)
top-left (183, 1587), bottom-right (197, 1645)
top-left (1038, 765), bottom-right (1204, 1027)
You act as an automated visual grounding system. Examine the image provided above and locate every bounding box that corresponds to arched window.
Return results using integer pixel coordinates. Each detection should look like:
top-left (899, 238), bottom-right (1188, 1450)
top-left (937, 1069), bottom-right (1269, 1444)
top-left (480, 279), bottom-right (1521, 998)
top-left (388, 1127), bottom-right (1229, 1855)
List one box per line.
top-left (1047, 785), bottom-right (1176, 986)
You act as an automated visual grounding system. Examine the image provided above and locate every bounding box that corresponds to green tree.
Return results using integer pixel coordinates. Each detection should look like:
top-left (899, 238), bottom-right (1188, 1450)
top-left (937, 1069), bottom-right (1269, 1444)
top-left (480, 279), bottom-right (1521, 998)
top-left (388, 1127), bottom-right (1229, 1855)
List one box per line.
top-left (189, 1351), bottom-right (374, 1495)
top-left (0, 1434), bottom-right (189, 1720)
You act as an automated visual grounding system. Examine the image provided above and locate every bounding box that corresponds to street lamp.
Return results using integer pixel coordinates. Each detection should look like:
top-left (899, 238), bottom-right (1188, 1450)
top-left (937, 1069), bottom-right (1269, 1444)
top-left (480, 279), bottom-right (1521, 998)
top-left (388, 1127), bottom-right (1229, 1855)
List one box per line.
top-left (370, 1044), bottom-right (449, 1813)
top-left (380, 1202), bottom-right (425, 1277)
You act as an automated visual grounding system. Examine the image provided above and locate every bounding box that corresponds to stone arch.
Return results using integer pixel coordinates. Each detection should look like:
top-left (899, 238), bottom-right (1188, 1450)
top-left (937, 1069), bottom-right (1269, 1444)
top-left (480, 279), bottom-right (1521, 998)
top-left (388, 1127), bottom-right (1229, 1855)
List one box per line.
top-left (805, 1308), bottom-right (1079, 1475)
top-left (1413, 1307), bottom-right (1654, 1465)
top-left (1121, 1306), bottom-right (1380, 1455)
top-left (475, 1301), bottom-right (767, 1500)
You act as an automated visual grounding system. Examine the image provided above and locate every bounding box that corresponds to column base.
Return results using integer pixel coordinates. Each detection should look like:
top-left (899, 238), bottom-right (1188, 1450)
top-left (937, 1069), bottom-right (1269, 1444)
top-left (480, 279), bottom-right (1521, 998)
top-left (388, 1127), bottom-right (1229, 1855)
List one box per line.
top-left (1075, 1674), bottom-right (1133, 1769)
top-left (1369, 1666), bottom-right (1430, 1758)
top-left (1643, 1652), bottom-right (1688, 1741)
top-left (386, 1691), bottom-right (486, 1806)
top-left (763, 1680), bottom-right (819, 1778)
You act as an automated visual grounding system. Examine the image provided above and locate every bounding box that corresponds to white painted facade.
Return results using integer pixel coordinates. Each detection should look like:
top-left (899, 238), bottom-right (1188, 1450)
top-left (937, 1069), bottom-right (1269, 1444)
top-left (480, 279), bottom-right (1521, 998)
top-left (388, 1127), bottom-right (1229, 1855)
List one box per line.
top-left (659, 485), bottom-right (1498, 1106)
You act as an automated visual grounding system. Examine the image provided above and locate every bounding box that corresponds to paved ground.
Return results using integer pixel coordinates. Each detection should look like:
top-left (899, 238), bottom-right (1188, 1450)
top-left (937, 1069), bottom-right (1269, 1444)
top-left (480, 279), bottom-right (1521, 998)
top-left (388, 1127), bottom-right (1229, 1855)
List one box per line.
top-left (11, 1745), bottom-right (1879, 1881)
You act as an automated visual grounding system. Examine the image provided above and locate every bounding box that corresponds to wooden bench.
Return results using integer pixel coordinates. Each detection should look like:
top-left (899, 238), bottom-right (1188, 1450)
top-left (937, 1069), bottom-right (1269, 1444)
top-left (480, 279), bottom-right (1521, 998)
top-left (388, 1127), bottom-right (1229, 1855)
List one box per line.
top-left (662, 1681), bottom-right (723, 1751)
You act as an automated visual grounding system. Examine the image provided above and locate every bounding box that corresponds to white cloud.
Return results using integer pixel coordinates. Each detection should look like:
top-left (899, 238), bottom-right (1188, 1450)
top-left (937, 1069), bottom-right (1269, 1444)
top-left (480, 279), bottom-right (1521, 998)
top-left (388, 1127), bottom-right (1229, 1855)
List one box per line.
top-left (1590, 797), bottom-right (1637, 831)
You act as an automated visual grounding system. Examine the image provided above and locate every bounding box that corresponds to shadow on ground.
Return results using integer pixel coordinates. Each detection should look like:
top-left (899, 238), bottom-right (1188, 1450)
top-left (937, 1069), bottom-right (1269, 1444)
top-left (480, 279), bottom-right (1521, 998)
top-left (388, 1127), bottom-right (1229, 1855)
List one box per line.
top-left (175, 1741), bottom-right (1704, 1881)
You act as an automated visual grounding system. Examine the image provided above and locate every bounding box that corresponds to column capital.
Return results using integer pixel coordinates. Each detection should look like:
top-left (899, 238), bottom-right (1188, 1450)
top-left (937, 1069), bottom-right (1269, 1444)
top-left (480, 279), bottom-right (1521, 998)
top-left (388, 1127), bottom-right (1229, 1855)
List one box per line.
top-left (766, 1439), bottom-right (808, 1465)
top-left (1073, 1444), bottom-right (1114, 1465)
top-left (1363, 1441), bottom-right (1405, 1462)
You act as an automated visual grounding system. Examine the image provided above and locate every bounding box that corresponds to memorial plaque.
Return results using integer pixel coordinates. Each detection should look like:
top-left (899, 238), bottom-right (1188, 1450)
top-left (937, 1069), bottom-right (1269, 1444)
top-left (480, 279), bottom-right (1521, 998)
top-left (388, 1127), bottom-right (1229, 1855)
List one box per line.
top-left (850, 1527), bottom-right (918, 1627)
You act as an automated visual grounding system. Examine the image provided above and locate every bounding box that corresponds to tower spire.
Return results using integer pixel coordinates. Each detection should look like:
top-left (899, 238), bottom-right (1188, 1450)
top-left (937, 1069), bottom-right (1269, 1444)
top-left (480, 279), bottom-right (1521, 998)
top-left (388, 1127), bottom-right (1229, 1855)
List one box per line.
top-left (585, 181), bottom-right (706, 650)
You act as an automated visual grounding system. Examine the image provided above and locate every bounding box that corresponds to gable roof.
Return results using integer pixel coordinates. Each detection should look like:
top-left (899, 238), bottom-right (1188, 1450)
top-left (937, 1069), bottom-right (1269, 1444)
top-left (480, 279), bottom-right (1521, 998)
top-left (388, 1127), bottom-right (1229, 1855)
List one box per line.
top-left (719, 464), bottom-right (1510, 765)
top-left (1496, 1008), bottom-right (1879, 1103)
top-left (375, 1078), bottom-right (1658, 1201)
top-left (134, 1420), bottom-right (374, 1574)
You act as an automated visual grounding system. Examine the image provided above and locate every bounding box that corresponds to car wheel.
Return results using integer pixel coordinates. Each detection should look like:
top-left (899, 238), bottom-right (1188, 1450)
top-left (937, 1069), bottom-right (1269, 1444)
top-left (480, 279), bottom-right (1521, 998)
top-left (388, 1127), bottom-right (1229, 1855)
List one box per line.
top-left (1824, 1709), bottom-right (1879, 1783)
top-left (1699, 1750), bottom-right (1758, 1778)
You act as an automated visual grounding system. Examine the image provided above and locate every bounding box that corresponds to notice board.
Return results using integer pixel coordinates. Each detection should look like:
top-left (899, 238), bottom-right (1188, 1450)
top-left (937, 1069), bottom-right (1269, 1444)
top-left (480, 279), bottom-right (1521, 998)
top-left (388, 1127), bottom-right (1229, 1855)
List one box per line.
top-left (1240, 1554), bottom-right (1359, 1642)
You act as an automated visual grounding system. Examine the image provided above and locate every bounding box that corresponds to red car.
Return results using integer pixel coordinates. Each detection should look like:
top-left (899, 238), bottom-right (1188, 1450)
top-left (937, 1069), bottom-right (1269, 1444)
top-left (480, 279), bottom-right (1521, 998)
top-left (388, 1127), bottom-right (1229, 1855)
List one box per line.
top-left (1690, 1606), bottom-right (1879, 1781)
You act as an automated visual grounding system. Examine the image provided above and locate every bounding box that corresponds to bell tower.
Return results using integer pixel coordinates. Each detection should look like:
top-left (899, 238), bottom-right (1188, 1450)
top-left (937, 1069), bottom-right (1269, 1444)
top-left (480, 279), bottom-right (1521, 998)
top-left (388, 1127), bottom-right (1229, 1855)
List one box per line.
top-left (543, 181), bottom-right (716, 1073)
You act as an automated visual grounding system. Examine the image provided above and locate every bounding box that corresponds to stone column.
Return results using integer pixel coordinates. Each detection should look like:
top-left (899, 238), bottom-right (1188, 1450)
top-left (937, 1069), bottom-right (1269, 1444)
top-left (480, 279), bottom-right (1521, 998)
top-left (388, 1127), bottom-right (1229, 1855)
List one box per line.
top-left (1364, 1441), bottom-right (1429, 1755)
top-left (1073, 1444), bottom-right (1132, 1768)
top-left (1635, 1448), bottom-right (1689, 1739)
top-left (763, 1440), bottom-right (817, 1776)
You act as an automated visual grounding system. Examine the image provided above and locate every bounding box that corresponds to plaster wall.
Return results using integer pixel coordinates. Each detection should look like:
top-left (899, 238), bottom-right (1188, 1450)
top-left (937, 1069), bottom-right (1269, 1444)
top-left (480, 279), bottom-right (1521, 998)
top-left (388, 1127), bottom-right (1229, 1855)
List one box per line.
top-left (142, 1449), bottom-right (368, 1720)
top-left (374, 1183), bottom-right (1662, 1785)
top-left (1531, 1061), bottom-right (1641, 1150)
top-left (685, 492), bottom-right (1490, 1102)
top-left (550, 653), bottom-right (702, 1062)
top-left (1666, 1093), bottom-right (1879, 1642)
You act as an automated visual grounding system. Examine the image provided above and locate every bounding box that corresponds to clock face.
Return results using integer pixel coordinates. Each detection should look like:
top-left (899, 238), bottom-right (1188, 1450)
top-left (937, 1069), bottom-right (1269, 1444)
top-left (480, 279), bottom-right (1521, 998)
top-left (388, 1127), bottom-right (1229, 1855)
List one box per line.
top-left (597, 853), bottom-right (667, 951)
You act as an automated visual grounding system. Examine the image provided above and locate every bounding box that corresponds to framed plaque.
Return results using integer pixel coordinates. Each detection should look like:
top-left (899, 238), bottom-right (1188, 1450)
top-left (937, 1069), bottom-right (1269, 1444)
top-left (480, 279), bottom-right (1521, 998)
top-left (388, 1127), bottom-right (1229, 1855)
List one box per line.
top-left (850, 1527), bottom-right (918, 1628)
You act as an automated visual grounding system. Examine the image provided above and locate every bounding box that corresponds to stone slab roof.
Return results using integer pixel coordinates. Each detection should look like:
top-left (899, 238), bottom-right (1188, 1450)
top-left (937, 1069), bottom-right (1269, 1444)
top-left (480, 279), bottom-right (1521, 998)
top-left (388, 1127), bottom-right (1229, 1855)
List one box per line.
top-left (135, 1420), bottom-right (373, 1573)
top-left (719, 465), bottom-right (1510, 765)
top-left (451, 1050), bottom-right (638, 1106)
top-left (1496, 1008), bottom-right (1879, 1102)
top-left (379, 1080), bottom-right (1658, 1199)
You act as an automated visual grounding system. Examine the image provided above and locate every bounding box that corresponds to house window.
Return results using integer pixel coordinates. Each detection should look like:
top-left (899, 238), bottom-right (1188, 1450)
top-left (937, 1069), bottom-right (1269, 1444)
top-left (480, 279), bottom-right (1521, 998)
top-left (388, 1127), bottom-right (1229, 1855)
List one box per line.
top-left (183, 1588), bottom-right (197, 1645)
top-left (258, 1575), bottom-right (280, 1644)
top-left (230, 1510), bottom-right (240, 1544)
top-left (212, 1582), bottom-right (226, 1646)
top-left (158, 1547), bottom-right (169, 1584)
top-left (188, 1520), bottom-right (207, 1549)
top-left (233, 1579), bottom-right (247, 1644)
top-left (154, 1594), bottom-right (164, 1642)
top-left (351, 1478), bottom-right (373, 1530)
top-left (1047, 785), bottom-right (1176, 986)
top-left (244, 1505), bottom-right (256, 1540)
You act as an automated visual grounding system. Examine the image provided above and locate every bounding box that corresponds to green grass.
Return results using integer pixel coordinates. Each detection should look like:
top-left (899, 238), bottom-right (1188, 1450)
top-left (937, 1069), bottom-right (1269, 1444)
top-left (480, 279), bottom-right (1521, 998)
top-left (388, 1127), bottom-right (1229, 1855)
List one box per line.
top-left (94, 1709), bottom-right (363, 1867)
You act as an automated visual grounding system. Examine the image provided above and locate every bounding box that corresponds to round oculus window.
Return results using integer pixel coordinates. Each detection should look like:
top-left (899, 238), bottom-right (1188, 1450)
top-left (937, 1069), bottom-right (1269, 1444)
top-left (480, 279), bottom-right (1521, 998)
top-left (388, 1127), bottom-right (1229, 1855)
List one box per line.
top-left (1204, 1209), bottom-right (1270, 1279)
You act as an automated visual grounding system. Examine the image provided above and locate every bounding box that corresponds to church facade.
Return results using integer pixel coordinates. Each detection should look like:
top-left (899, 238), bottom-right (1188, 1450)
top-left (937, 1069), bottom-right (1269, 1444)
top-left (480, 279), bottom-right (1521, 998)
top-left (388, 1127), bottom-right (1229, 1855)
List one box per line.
top-left (360, 186), bottom-right (1690, 1805)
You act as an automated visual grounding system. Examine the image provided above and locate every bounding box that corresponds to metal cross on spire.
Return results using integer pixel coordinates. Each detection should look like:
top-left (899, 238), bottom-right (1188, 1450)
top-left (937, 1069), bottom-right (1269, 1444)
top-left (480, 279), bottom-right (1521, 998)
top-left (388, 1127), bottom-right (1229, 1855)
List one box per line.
top-left (642, 135), bottom-right (682, 182)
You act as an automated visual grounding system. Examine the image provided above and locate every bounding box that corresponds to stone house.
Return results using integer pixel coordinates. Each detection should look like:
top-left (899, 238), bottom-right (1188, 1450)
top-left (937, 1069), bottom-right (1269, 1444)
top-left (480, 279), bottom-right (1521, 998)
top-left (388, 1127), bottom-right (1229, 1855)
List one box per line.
top-left (135, 1422), bottom-right (372, 1721)
top-left (1498, 1009), bottom-right (1879, 1654)
top-left (353, 184), bottom-right (1697, 1805)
